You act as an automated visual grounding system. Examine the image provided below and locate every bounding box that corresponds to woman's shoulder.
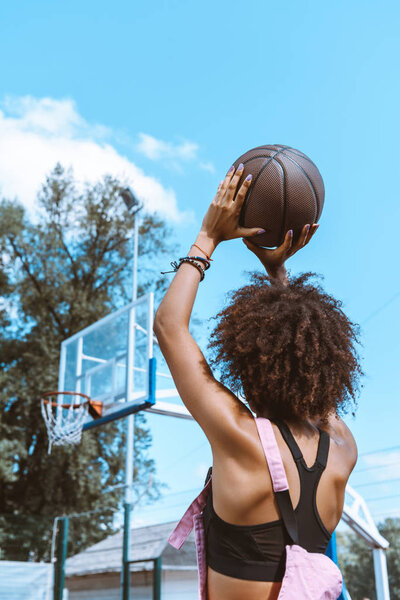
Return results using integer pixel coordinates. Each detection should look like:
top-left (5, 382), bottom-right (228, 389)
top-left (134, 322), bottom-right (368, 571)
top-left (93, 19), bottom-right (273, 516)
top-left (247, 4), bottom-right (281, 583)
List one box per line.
top-left (320, 413), bottom-right (358, 474)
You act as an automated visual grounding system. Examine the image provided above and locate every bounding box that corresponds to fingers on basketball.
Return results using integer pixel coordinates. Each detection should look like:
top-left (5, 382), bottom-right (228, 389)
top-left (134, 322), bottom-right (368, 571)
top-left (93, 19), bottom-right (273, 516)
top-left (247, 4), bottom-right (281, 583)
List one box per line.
top-left (281, 229), bottom-right (294, 253)
top-left (234, 175), bottom-right (252, 210)
top-left (308, 223), bottom-right (319, 242)
top-left (225, 165), bottom-right (243, 201)
top-left (219, 168), bottom-right (234, 197)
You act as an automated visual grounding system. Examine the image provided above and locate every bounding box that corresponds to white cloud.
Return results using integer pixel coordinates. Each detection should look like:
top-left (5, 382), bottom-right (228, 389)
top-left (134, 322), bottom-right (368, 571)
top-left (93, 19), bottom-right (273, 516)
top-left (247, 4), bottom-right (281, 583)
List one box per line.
top-left (0, 96), bottom-right (194, 223)
top-left (136, 132), bottom-right (215, 173)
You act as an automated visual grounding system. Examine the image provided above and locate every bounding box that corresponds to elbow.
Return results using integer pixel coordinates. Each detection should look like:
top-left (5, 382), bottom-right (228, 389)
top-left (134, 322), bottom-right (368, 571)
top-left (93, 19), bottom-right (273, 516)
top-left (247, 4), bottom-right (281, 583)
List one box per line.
top-left (153, 310), bottom-right (186, 338)
top-left (153, 310), bottom-right (173, 337)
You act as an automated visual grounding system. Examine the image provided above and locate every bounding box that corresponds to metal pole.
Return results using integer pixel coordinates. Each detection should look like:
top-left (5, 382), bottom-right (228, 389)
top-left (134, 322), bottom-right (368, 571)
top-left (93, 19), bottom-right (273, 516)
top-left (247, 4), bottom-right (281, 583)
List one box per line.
top-left (53, 517), bottom-right (68, 600)
top-left (325, 530), bottom-right (338, 563)
top-left (121, 503), bottom-right (131, 600)
top-left (121, 209), bottom-right (140, 600)
top-left (373, 548), bottom-right (391, 600)
top-left (132, 214), bottom-right (139, 302)
top-left (153, 557), bottom-right (162, 600)
top-left (325, 531), bottom-right (348, 600)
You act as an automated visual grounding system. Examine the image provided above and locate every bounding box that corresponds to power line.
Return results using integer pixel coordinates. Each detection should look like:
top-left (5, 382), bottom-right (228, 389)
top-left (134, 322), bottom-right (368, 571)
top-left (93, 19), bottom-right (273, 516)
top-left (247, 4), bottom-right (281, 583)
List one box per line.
top-left (372, 508), bottom-right (400, 520)
top-left (162, 441), bottom-right (208, 474)
top-left (353, 477), bottom-right (400, 489)
top-left (359, 445), bottom-right (400, 458)
top-left (361, 289), bottom-right (400, 326)
top-left (352, 460), bottom-right (400, 475)
top-left (363, 493), bottom-right (400, 503)
top-left (134, 499), bottom-right (194, 514)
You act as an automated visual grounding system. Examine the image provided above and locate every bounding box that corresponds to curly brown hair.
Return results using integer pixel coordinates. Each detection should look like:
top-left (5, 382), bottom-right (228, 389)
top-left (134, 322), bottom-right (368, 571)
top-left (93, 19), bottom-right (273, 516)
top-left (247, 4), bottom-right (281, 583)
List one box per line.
top-left (207, 271), bottom-right (363, 422)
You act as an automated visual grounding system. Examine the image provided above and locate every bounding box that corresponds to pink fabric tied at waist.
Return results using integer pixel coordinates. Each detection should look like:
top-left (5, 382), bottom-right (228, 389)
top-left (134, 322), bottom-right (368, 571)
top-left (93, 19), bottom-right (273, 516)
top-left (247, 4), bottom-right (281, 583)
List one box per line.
top-left (278, 545), bottom-right (343, 600)
top-left (168, 477), bottom-right (211, 549)
top-left (168, 477), bottom-right (212, 599)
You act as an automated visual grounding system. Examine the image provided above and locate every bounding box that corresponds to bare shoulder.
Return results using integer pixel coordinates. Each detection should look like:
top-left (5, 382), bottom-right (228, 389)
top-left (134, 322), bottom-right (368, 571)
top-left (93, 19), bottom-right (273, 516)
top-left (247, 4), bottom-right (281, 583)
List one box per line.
top-left (323, 413), bottom-right (358, 472)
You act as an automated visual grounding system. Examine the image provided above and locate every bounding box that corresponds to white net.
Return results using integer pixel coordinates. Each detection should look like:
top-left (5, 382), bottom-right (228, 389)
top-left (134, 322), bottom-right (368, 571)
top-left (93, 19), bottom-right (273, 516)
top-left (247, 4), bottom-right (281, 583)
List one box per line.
top-left (41, 393), bottom-right (89, 453)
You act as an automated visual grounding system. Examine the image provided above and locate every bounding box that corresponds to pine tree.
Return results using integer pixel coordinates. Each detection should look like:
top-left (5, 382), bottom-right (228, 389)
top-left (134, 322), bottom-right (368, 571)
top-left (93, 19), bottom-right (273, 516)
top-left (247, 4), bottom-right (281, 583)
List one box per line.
top-left (0, 164), bottom-right (176, 559)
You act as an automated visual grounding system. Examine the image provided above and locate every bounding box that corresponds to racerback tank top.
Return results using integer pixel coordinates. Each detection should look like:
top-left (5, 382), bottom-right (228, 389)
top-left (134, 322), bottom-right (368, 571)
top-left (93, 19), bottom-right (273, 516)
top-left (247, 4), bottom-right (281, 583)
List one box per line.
top-left (203, 419), bottom-right (332, 582)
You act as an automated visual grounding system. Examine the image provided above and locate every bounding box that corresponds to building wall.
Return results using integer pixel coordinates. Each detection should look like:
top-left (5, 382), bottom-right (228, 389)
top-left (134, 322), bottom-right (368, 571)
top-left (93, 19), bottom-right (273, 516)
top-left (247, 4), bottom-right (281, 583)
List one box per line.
top-left (67, 569), bottom-right (198, 600)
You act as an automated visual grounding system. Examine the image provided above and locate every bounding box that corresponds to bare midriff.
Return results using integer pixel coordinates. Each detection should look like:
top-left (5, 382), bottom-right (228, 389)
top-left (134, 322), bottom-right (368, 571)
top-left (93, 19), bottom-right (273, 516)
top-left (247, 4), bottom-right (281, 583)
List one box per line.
top-left (207, 567), bottom-right (282, 600)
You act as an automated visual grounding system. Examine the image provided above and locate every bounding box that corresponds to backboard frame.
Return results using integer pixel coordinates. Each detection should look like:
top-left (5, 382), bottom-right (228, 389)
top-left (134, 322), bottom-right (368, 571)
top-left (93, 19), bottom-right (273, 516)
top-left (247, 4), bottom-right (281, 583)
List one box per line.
top-left (57, 292), bottom-right (192, 431)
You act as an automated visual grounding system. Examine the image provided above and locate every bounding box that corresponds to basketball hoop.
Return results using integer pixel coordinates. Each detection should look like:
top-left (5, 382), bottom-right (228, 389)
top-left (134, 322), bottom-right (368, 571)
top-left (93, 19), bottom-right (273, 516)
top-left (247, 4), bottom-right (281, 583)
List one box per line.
top-left (41, 391), bottom-right (103, 453)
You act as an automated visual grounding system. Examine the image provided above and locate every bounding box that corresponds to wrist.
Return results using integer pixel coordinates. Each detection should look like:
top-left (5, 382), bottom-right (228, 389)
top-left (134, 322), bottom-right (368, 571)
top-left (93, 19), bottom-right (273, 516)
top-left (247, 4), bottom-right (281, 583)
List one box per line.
top-left (191, 231), bottom-right (219, 258)
top-left (266, 264), bottom-right (288, 285)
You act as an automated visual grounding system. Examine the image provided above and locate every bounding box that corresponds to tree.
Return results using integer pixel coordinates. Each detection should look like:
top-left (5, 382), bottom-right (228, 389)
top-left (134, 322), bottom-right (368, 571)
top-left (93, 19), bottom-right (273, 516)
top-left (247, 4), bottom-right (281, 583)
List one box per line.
top-left (0, 164), bottom-right (176, 559)
top-left (338, 517), bottom-right (400, 599)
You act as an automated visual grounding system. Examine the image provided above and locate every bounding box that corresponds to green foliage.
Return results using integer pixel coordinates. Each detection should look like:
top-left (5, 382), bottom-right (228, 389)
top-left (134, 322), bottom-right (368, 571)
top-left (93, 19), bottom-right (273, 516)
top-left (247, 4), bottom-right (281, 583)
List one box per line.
top-left (0, 165), bottom-right (176, 560)
top-left (338, 517), bottom-right (400, 600)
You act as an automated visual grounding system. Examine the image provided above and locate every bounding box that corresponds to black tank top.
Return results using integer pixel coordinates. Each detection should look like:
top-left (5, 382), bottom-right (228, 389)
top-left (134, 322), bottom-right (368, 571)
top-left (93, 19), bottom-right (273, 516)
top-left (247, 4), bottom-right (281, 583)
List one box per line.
top-left (203, 420), bottom-right (332, 582)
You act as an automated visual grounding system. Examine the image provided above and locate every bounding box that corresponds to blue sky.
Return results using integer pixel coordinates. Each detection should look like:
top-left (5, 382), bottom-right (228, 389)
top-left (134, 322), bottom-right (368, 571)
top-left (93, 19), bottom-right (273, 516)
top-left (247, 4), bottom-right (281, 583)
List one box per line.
top-left (1, 0), bottom-right (399, 526)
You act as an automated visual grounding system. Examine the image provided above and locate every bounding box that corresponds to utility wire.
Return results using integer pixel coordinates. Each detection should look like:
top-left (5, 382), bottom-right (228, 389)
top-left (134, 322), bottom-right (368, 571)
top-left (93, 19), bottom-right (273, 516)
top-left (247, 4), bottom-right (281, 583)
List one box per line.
top-left (353, 477), bottom-right (400, 489)
top-left (352, 460), bottom-right (400, 475)
top-left (359, 444), bottom-right (400, 457)
top-left (361, 289), bottom-right (400, 326)
top-left (362, 493), bottom-right (400, 503)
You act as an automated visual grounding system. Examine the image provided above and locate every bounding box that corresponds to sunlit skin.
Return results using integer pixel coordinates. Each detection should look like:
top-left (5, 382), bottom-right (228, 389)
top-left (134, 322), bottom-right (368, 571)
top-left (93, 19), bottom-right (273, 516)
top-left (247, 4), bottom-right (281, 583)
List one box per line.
top-left (154, 165), bottom-right (357, 600)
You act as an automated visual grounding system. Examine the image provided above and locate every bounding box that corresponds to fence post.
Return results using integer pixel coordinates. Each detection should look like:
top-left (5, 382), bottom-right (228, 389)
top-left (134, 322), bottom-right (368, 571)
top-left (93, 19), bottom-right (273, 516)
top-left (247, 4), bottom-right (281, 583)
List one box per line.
top-left (153, 557), bottom-right (162, 600)
top-left (53, 517), bottom-right (69, 600)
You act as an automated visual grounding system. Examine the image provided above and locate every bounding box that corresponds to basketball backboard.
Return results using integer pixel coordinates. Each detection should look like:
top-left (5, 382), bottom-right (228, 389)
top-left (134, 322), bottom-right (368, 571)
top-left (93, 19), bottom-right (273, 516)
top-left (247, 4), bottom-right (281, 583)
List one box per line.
top-left (58, 292), bottom-right (192, 430)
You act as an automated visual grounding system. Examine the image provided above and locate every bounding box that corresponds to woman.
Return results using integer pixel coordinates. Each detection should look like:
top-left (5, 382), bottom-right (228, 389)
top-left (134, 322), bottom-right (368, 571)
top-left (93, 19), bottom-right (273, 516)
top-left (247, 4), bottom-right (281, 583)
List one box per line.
top-left (154, 164), bottom-right (361, 599)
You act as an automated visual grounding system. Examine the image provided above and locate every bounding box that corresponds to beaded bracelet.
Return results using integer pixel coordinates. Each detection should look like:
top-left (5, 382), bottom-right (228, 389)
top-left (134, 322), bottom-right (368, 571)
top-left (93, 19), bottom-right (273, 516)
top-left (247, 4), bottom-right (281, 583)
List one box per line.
top-left (181, 255), bottom-right (210, 270)
top-left (179, 258), bottom-right (205, 281)
top-left (161, 256), bottom-right (206, 281)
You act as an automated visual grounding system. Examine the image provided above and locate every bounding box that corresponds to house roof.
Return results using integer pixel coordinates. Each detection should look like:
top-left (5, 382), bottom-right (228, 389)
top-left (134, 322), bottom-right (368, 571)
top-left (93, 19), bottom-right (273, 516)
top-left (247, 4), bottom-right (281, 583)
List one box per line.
top-left (66, 520), bottom-right (197, 576)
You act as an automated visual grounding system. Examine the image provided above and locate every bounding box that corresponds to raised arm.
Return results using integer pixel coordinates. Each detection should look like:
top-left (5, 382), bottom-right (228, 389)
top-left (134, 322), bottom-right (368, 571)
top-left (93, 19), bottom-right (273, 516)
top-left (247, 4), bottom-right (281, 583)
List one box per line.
top-left (153, 165), bottom-right (264, 448)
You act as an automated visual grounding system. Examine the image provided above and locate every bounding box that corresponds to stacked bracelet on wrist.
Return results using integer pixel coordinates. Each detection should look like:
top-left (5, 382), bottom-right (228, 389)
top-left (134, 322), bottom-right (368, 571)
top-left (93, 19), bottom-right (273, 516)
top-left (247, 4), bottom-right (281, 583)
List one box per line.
top-left (161, 255), bottom-right (210, 281)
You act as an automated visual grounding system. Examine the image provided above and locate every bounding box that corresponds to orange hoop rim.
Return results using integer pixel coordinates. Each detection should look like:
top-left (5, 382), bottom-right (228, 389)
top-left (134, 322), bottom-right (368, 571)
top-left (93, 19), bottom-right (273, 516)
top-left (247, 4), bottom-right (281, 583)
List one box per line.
top-left (41, 390), bottom-right (91, 409)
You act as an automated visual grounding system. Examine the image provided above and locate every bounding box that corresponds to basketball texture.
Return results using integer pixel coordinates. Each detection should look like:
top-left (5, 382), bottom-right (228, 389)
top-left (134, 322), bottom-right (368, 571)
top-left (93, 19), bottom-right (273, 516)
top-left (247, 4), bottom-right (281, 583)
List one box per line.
top-left (233, 145), bottom-right (325, 247)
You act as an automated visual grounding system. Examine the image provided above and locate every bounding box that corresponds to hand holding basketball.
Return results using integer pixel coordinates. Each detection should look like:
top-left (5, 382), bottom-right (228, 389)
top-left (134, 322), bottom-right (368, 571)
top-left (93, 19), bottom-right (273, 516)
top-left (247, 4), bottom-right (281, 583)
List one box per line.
top-left (200, 164), bottom-right (265, 244)
top-left (242, 223), bottom-right (319, 283)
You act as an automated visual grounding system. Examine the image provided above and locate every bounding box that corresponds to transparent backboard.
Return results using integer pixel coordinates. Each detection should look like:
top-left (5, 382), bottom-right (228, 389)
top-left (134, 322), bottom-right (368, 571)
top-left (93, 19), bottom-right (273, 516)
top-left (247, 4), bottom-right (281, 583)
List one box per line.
top-left (58, 292), bottom-right (192, 430)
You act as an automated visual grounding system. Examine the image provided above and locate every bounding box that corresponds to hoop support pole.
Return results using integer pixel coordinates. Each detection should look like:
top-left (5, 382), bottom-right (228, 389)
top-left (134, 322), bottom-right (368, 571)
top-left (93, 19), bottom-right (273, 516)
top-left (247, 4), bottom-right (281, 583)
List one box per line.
top-left (53, 517), bottom-right (68, 600)
top-left (121, 503), bottom-right (131, 600)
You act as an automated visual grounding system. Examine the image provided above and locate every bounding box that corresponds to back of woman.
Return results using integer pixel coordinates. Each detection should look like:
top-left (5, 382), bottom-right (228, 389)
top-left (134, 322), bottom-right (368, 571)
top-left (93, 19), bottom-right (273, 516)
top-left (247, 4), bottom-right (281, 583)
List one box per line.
top-left (155, 165), bottom-right (362, 599)
top-left (208, 416), bottom-right (356, 599)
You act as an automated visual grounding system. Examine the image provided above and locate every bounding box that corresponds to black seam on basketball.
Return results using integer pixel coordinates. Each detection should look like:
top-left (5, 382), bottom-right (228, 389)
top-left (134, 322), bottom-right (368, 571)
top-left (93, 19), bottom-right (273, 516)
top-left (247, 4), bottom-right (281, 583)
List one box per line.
top-left (240, 146), bottom-right (317, 170)
top-left (274, 145), bottom-right (320, 176)
top-left (241, 155), bottom-right (275, 166)
top-left (271, 158), bottom-right (287, 245)
top-left (273, 154), bottom-right (319, 222)
top-left (241, 148), bottom-right (289, 166)
top-left (281, 148), bottom-right (318, 168)
top-left (240, 148), bottom-right (287, 228)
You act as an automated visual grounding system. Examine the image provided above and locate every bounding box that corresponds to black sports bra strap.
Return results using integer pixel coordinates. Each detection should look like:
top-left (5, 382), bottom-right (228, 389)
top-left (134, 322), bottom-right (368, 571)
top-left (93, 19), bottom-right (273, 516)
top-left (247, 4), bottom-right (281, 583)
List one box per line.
top-left (274, 420), bottom-right (303, 461)
top-left (316, 429), bottom-right (330, 469)
top-left (274, 489), bottom-right (299, 545)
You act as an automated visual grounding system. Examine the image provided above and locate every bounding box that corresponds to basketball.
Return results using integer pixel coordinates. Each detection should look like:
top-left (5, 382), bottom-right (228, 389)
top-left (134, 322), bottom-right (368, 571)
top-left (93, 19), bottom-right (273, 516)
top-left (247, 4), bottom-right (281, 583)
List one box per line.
top-left (233, 145), bottom-right (325, 247)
